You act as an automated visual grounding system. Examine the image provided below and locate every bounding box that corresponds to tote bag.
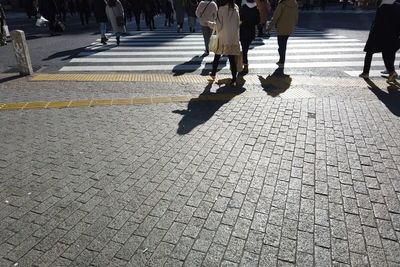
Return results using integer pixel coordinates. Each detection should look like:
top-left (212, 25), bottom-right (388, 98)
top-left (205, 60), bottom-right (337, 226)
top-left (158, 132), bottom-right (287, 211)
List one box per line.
top-left (208, 29), bottom-right (219, 53)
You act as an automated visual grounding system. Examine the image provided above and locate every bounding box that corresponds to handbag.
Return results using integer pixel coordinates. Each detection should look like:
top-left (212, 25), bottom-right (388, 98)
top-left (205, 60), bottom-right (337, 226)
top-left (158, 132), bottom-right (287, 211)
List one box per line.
top-left (208, 28), bottom-right (219, 53)
top-left (236, 51), bottom-right (243, 72)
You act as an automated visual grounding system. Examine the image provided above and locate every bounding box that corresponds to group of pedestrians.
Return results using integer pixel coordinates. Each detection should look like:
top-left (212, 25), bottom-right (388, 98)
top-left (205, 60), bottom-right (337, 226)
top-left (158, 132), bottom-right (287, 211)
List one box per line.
top-left (200, 0), bottom-right (297, 86)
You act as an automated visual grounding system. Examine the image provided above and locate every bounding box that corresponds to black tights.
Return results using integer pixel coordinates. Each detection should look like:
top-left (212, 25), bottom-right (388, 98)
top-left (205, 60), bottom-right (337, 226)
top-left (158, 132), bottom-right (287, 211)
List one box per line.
top-left (241, 39), bottom-right (252, 64)
top-left (363, 52), bottom-right (373, 73)
top-left (278, 35), bottom-right (289, 64)
top-left (211, 54), bottom-right (237, 81)
top-left (383, 49), bottom-right (396, 73)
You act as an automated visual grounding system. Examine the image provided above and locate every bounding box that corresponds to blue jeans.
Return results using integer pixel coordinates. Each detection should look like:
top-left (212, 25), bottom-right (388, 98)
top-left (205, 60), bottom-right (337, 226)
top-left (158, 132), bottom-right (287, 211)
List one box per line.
top-left (99, 22), bottom-right (106, 38)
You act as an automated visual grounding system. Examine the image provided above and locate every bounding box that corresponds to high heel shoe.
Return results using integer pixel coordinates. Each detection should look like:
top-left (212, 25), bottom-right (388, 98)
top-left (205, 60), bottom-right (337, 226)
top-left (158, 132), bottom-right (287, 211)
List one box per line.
top-left (387, 72), bottom-right (398, 83)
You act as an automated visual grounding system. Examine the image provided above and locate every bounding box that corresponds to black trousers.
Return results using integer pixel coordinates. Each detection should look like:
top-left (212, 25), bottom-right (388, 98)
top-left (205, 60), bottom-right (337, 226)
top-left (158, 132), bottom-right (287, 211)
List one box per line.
top-left (363, 52), bottom-right (373, 73)
top-left (382, 49), bottom-right (396, 73)
top-left (211, 54), bottom-right (237, 81)
top-left (240, 38), bottom-right (252, 65)
top-left (277, 35), bottom-right (289, 64)
top-left (134, 11), bottom-right (141, 28)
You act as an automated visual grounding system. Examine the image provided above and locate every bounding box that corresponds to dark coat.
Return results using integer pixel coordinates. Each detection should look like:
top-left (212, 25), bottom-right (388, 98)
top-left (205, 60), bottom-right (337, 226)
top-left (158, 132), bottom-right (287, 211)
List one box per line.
top-left (39, 0), bottom-right (57, 20)
top-left (93, 0), bottom-right (108, 22)
top-left (364, 3), bottom-right (400, 53)
top-left (187, 0), bottom-right (198, 17)
top-left (143, 0), bottom-right (159, 16)
top-left (76, 0), bottom-right (91, 12)
top-left (240, 5), bottom-right (260, 41)
top-left (128, 0), bottom-right (143, 13)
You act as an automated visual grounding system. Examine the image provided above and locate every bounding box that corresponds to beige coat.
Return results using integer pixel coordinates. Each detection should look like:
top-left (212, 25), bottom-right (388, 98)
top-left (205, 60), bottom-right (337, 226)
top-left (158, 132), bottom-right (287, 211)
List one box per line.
top-left (196, 1), bottom-right (218, 27)
top-left (267, 0), bottom-right (298, 35)
top-left (105, 1), bottom-right (126, 34)
top-left (209, 4), bottom-right (241, 55)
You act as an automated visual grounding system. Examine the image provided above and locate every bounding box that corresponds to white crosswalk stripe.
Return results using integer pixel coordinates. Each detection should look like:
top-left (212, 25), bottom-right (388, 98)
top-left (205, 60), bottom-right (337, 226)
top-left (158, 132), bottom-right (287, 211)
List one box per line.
top-left (60, 27), bottom-right (399, 78)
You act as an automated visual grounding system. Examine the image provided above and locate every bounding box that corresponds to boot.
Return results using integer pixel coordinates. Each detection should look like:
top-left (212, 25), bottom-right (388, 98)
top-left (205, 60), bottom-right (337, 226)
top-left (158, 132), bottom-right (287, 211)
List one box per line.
top-left (243, 64), bottom-right (248, 73)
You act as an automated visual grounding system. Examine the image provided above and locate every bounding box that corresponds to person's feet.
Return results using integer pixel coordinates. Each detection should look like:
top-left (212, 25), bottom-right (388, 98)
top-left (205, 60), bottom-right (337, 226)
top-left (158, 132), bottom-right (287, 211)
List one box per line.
top-left (387, 71), bottom-right (398, 83)
top-left (276, 61), bottom-right (284, 67)
top-left (208, 72), bottom-right (216, 80)
top-left (359, 72), bottom-right (369, 78)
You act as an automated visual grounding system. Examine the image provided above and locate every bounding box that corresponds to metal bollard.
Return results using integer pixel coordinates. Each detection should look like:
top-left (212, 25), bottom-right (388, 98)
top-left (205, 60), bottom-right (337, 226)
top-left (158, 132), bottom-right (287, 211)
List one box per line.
top-left (10, 30), bottom-right (33, 76)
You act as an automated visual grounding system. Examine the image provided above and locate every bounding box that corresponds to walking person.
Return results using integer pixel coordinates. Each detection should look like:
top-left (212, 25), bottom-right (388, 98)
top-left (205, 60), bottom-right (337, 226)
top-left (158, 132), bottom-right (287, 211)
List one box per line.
top-left (0, 3), bottom-right (7, 46)
top-left (68, 0), bottom-right (77, 16)
top-left (38, 0), bottom-right (58, 34)
top-left (162, 0), bottom-right (174, 27)
top-left (196, 0), bottom-right (218, 55)
top-left (77, 0), bottom-right (91, 25)
top-left (93, 0), bottom-right (108, 44)
top-left (207, 0), bottom-right (241, 86)
top-left (240, 0), bottom-right (260, 73)
top-left (266, 0), bottom-right (298, 68)
top-left (129, 0), bottom-right (143, 30)
top-left (187, 0), bottom-right (198, 32)
top-left (173, 0), bottom-right (186, 32)
top-left (106, 0), bottom-right (126, 46)
top-left (143, 0), bottom-right (158, 30)
top-left (359, 0), bottom-right (400, 82)
top-left (256, 0), bottom-right (270, 37)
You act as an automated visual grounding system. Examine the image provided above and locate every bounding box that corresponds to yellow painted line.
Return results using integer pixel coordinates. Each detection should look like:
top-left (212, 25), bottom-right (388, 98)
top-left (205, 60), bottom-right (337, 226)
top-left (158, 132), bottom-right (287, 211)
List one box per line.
top-left (0, 92), bottom-right (252, 111)
top-left (23, 102), bottom-right (50, 109)
top-left (47, 101), bottom-right (72, 108)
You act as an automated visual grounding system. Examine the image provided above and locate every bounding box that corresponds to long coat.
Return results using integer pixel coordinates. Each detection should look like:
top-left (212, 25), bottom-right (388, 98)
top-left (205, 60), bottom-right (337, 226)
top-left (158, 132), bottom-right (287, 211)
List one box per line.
top-left (267, 0), bottom-right (298, 35)
top-left (106, 0), bottom-right (126, 33)
top-left (240, 4), bottom-right (260, 41)
top-left (173, 0), bottom-right (186, 24)
top-left (128, 0), bottom-right (142, 14)
top-left (187, 0), bottom-right (198, 17)
top-left (93, 0), bottom-right (108, 23)
top-left (39, 0), bottom-right (57, 20)
top-left (209, 4), bottom-right (241, 56)
top-left (364, 3), bottom-right (400, 53)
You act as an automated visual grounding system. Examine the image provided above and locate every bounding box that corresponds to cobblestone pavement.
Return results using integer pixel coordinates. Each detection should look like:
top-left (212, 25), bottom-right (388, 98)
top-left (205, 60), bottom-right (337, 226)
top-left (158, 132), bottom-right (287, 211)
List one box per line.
top-left (0, 75), bottom-right (400, 266)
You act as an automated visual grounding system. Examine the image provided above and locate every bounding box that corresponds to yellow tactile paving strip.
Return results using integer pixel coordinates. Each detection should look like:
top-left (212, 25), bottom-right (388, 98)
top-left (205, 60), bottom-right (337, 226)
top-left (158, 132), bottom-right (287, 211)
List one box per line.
top-left (0, 94), bottom-right (248, 111)
top-left (30, 73), bottom-right (397, 89)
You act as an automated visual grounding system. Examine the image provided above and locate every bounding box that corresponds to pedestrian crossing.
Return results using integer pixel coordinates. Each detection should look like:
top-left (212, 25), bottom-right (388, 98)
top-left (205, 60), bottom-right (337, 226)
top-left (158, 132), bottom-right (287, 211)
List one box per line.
top-left (60, 27), bottom-right (399, 78)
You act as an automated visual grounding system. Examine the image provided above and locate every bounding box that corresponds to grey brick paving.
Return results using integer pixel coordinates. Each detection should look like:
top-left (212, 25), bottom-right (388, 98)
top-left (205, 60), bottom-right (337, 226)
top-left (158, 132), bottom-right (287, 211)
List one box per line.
top-left (0, 79), bottom-right (400, 266)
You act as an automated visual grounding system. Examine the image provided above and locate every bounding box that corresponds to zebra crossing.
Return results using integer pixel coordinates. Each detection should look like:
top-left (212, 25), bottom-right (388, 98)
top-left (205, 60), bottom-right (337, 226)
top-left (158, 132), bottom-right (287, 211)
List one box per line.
top-left (60, 27), bottom-right (399, 78)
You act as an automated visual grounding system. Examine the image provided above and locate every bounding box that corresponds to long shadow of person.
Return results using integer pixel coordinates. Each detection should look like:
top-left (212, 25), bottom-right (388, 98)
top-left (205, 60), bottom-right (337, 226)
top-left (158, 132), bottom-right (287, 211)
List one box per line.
top-left (258, 68), bottom-right (292, 97)
top-left (200, 56), bottom-right (228, 76)
top-left (173, 82), bottom-right (246, 135)
top-left (43, 46), bottom-right (91, 61)
top-left (172, 55), bottom-right (205, 76)
top-left (363, 78), bottom-right (400, 117)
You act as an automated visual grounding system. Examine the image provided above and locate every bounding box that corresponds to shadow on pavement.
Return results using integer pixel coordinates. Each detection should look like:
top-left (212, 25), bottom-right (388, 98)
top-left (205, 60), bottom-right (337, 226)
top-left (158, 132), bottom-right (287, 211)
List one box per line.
top-left (173, 82), bottom-right (246, 135)
top-left (0, 74), bottom-right (23, 84)
top-left (364, 78), bottom-right (400, 117)
top-left (258, 68), bottom-right (292, 97)
top-left (172, 55), bottom-right (204, 76)
top-left (43, 46), bottom-right (88, 61)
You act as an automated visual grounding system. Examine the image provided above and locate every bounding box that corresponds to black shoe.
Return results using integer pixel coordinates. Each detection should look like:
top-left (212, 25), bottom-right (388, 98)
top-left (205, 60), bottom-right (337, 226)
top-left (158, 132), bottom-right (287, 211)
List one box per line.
top-left (101, 37), bottom-right (107, 44)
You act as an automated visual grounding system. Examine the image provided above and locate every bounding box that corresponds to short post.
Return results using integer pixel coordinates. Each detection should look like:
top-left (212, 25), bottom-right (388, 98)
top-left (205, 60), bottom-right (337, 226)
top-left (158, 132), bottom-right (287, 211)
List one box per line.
top-left (10, 30), bottom-right (33, 76)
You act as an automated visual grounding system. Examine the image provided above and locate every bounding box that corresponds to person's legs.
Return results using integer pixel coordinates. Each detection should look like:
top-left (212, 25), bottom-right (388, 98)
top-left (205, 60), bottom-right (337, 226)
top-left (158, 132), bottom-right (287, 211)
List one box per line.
top-left (100, 22), bottom-right (107, 42)
top-left (211, 54), bottom-right (221, 76)
top-left (241, 39), bottom-right (251, 65)
top-left (362, 52), bottom-right (373, 74)
top-left (79, 12), bottom-right (85, 25)
top-left (116, 32), bottom-right (121, 45)
top-left (277, 35), bottom-right (289, 64)
top-left (228, 55), bottom-right (237, 82)
top-left (134, 12), bottom-right (141, 30)
top-left (202, 26), bottom-right (212, 53)
top-left (382, 49), bottom-right (397, 81)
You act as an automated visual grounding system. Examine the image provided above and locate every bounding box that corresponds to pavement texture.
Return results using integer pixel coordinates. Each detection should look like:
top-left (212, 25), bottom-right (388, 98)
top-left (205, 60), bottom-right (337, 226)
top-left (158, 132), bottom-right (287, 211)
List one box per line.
top-left (0, 73), bottom-right (400, 267)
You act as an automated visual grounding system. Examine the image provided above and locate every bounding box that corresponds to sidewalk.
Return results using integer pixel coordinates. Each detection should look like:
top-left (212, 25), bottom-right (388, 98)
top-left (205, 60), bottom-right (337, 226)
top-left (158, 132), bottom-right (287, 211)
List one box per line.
top-left (0, 74), bottom-right (399, 266)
